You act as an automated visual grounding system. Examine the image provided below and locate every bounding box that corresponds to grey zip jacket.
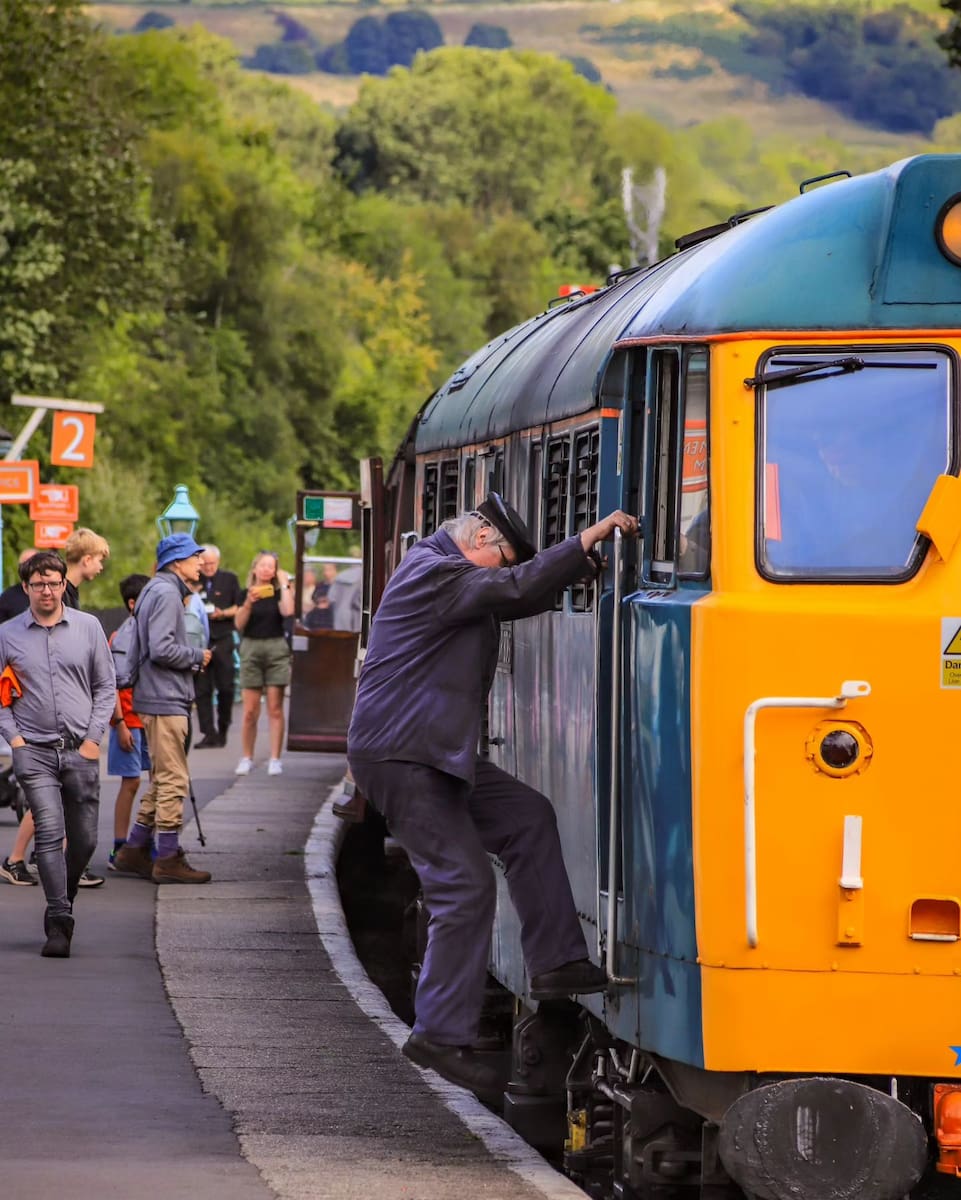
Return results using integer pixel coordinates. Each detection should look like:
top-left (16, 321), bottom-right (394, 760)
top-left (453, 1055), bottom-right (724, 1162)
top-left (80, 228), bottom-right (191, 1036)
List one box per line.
top-left (132, 570), bottom-right (206, 716)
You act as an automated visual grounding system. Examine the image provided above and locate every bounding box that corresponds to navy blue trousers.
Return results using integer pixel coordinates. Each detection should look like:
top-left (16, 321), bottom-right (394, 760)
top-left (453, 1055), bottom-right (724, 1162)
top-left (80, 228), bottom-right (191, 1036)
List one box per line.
top-left (349, 757), bottom-right (589, 1046)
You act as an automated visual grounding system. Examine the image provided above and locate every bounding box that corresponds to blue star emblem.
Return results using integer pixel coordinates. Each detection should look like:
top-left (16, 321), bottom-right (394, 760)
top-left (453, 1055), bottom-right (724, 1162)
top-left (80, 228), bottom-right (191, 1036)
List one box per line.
top-left (950, 1046), bottom-right (961, 1066)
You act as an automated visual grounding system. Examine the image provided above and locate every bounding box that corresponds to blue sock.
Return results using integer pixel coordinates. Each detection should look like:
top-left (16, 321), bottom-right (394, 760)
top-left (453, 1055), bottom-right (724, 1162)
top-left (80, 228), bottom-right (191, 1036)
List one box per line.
top-left (127, 823), bottom-right (152, 849)
top-left (156, 831), bottom-right (179, 859)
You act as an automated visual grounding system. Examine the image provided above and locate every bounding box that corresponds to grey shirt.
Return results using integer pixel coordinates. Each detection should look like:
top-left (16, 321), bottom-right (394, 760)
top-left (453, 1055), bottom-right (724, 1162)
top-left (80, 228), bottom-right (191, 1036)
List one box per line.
top-left (0, 605), bottom-right (116, 746)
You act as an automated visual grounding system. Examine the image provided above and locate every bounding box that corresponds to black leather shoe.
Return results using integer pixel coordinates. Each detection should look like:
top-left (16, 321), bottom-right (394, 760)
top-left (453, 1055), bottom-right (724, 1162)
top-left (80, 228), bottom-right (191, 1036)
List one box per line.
top-left (402, 1033), bottom-right (500, 1095)
top-left (529, 958), bottom-right (608, 1001)
top-left (194, 736), bottom-right (220, 749)
top-left (41, 912), bottom-right (74, 958)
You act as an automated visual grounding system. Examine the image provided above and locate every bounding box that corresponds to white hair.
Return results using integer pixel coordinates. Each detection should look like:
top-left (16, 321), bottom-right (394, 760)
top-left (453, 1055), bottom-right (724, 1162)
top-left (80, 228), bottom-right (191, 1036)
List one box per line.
top-left (441, 512), bottom-right (509, 551)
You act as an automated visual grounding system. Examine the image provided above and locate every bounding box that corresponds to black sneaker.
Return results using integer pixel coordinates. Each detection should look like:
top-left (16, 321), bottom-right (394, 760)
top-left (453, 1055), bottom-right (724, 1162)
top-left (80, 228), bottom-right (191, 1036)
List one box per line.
top-left (1, 856), bottom-right (37, 886)
top-left (77, 869), bottom-right (104, 888)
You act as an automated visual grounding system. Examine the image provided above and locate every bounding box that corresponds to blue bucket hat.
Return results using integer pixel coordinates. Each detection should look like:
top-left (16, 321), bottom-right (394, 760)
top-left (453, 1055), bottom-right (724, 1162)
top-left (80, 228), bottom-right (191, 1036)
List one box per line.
top-left (156, 533), bottom-right (205, 571)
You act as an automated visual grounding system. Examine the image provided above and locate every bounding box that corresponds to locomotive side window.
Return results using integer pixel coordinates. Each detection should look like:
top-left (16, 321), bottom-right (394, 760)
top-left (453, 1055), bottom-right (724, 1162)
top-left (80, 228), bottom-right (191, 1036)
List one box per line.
top-left (571, 428), bottom-right (600, 610)
top-left (758, 348), bottom-right (953, 581)
top-left (489, 449), bottom-right (504, 496)
top-left (462, 457), bottom-right (476, 511)
top-left (439, 460), bottom-right (460, 522)
top-left (678, 351), bottom-right (710, 578)
top-left (544, 436), bottom-right (571, 547)
top-left (422, 462), bottom-right (439, 537)
top-left (650, 352), bottom-right (681, 582)
top-left (528, 442), bottom-right (542, 543)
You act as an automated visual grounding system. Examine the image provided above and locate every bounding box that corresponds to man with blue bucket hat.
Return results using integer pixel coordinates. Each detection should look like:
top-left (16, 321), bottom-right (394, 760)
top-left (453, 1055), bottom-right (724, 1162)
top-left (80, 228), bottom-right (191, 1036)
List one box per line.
top-left (112, 533), bottom-right (213, 884)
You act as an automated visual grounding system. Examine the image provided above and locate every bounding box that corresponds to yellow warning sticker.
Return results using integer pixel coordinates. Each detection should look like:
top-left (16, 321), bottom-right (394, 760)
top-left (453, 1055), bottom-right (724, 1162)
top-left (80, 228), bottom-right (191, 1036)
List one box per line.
top-left (943, 618), bottom-right (961, 687)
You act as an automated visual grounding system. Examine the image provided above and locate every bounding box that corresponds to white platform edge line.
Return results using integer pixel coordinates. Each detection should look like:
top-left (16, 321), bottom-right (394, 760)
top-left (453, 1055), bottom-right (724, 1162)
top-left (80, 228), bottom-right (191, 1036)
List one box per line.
top-left (304, 787), bottom-right (587, 1200)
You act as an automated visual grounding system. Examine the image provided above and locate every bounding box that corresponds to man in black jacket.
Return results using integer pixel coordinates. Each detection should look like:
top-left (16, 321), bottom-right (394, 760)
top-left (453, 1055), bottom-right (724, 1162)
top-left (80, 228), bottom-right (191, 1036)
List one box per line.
top-left (194, 545), bottom-right (241, 748)
top-left (348, 493), bottom-right (637, 1096)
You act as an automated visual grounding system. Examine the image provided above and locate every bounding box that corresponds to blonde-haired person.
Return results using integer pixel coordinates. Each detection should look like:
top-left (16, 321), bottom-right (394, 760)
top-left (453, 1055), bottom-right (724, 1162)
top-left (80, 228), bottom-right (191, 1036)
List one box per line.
top-left (63, 527), bottom-right (109, 609)
top-left (233, 552), bottom-right (294, 776)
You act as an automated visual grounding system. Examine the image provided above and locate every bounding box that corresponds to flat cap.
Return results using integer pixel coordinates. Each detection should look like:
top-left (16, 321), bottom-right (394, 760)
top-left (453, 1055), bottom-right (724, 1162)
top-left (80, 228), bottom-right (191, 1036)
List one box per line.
top-left (476, 492), bottom-right (537, 563)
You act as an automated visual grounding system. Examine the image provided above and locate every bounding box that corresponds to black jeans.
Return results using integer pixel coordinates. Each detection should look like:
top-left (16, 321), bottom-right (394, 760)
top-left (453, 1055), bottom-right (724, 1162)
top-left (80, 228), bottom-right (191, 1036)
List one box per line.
top-left (195, 637), bottom-right (235, 737)
top-left (12, 744), bottom-right (100, 917)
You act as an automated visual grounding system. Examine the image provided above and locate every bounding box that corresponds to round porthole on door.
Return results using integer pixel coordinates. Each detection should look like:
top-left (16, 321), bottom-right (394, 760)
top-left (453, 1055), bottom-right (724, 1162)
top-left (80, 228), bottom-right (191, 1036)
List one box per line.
top-left (805, 721), bottom-right (873, 778)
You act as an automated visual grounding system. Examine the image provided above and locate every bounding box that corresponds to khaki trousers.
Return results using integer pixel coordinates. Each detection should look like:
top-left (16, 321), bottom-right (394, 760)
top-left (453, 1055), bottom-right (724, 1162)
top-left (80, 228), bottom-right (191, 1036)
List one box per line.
top-left (135, 713), bottom-right (189, 832)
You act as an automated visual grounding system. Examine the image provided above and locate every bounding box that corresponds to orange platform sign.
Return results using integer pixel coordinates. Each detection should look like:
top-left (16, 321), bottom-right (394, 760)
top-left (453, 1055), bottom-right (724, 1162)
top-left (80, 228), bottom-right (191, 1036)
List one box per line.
top-left (34, 521), bottom-right (74, 548)
top-left (51, 412), bottom-right (96, 469)
top-left (0, 461), bottom-right (39, 504)
top-left (30, 483), bottom-right (79, 523)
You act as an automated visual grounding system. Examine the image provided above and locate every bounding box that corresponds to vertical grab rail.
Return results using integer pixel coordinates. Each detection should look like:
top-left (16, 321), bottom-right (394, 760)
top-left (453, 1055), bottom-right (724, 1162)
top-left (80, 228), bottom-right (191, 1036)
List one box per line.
top-left (606, 528), bottom-right (632, 984)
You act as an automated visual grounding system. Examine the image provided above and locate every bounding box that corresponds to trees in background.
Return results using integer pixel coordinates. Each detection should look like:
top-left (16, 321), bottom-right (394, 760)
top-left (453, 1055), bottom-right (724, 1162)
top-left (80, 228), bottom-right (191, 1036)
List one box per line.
top-left (0, 4), bottom-right (906, 597)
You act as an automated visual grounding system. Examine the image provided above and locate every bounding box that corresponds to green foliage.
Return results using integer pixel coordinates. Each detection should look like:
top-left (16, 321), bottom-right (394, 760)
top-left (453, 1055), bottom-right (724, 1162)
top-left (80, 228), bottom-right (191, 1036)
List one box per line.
top-left (0, 0), bottom-right (163, 396)
top-left (319, 9), bottom-right (444, 76)
top-left (132, 11), bottom-right (175, 33)
top-left (593, 2), bottom-right (961, 134)
top-left (464, 23), bottom-right (513, 50)
top-left (564, 54), bottom-right (602, 84)
top-left (246, 41), bottom-right (316, 74)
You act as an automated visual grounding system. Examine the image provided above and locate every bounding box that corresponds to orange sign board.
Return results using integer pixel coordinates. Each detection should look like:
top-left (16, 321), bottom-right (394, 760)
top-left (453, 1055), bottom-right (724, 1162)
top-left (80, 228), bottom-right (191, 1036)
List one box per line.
top-left (51, 412), bottom-right (96, 469)
top-left (0, 461), bottom-right (39, 504)
top-left (30, 483), bottom-right (79, 523)
top-left (34, 521), bottom-right (74, 548)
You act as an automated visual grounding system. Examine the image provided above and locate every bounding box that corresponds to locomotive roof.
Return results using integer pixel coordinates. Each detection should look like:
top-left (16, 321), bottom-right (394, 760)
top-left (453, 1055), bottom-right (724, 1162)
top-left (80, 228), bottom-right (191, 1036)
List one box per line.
top-left (417, 154), bottom-right (961, 453)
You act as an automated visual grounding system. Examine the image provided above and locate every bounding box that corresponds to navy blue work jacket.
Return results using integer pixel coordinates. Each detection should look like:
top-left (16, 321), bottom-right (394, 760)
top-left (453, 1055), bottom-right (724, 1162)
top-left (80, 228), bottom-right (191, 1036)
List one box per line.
top-left (347, 528), bottom-right (592, 786)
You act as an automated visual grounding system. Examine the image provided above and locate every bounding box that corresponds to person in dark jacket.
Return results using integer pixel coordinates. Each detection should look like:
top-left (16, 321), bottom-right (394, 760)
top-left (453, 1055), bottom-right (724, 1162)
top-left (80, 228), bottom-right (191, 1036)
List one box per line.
top-left (348, 493), bottom-right (638, 1096)
top-left (112, 534), bottom-right (212, 885)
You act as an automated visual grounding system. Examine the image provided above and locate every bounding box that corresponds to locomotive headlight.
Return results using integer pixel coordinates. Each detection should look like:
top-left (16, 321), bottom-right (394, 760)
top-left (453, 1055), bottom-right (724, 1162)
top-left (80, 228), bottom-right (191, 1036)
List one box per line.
top-left (806, 721), bottom-right (873, 778)
top-left (936, 194), bottom-right (961, 266)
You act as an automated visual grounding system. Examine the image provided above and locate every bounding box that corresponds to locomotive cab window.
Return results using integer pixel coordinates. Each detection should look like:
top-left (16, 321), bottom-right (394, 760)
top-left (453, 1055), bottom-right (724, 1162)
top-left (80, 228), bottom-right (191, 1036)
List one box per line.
top-left (643, 347), bottom-right (711, 585)
top-left (758, 348), bottom-right (953, 581)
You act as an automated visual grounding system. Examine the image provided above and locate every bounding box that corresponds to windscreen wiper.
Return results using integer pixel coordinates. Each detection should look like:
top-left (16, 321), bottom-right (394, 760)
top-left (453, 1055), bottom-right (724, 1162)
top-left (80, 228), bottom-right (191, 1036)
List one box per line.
top-left (745, 356), bottom-right (938, 389)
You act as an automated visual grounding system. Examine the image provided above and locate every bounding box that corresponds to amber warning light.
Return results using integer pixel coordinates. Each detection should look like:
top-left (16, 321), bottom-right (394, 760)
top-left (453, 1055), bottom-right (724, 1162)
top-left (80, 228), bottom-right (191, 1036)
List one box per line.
top-left (936, 194), bottom-right (961, 266)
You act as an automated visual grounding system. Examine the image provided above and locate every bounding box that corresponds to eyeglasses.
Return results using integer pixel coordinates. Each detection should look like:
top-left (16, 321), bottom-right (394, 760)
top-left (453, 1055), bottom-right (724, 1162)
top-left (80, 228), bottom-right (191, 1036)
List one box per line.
top-left (497, 545), bottom-right (511, 568)
top-left (27, 580), bottom-right (65, 592)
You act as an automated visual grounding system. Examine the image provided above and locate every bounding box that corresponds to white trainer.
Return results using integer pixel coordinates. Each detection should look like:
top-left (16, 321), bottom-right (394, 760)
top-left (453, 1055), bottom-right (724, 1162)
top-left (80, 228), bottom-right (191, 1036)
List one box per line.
top-left (268, 758), bottom-right (283, 777)
top-left (235, 757), bottom-right (253, 776)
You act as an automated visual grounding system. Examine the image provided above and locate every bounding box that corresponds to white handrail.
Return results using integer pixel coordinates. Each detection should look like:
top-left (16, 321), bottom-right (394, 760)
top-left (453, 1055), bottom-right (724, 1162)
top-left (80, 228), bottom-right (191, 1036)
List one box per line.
top-left (605, 528), bottom-right (632, 984)
top-left (744, 680), bottom-right (870, 947)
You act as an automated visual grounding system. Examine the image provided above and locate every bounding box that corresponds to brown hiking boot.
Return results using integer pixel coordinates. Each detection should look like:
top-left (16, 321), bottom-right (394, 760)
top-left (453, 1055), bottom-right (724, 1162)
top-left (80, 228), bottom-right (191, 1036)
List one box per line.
top-left (112, 844), bottom-right (155, 880)
top-left (152, 849), bottom-right (211, 885)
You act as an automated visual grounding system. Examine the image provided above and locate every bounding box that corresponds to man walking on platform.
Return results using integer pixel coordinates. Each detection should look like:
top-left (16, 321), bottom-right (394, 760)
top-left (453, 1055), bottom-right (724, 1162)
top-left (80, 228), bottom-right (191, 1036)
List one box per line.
top-left (112, 534), bottom-right (212, 885)
top-left (348, 493), bottom-right (638, 1096)
top-left (0, 552), bottom-right (115, 956)
top-left (195, 545), bottom-right (241, 748)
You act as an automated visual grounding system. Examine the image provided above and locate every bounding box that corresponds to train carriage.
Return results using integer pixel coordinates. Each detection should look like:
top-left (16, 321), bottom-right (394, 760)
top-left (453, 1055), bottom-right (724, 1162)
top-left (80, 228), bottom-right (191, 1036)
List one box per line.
top-left (364, 154), bottom-right (961, 1200)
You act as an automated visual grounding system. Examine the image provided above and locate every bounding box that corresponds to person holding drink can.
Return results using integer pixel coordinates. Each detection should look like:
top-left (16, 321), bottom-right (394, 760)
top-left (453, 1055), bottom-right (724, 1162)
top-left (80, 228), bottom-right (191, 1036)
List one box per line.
top-left (233, 551), bottom-right (294, 777)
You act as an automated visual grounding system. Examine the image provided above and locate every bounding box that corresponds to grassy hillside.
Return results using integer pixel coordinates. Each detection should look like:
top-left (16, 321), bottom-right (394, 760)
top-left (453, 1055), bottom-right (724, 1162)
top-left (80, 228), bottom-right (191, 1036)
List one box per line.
top-left (88, 1), bottom-right (951, 154)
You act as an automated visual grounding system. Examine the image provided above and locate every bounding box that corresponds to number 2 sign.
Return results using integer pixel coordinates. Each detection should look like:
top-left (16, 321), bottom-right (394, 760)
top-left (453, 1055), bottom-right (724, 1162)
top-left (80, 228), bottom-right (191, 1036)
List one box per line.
top-left (51, 411), bottom-right (96, 468)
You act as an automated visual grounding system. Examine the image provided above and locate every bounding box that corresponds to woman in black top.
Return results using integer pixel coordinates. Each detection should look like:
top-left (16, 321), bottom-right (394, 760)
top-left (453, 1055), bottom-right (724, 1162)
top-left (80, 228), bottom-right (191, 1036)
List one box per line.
top-left (233, 552), bottom-right (294, 778)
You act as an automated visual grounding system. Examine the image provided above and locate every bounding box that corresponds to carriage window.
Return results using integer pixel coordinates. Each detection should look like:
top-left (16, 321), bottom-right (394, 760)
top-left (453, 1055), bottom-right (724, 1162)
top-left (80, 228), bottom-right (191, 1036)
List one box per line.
top-left (571, 428), bottom-right (600, 610)
top-left (759, 348), bottom-right (952, 580)
top-left (463, 457), bottom-right (476, 511)
top-left (439, 460), bottom-right (460, 522)
top-left (678, 352), bottom-right (710, 578)
top-left (422, 463), bottom-right (438, 536)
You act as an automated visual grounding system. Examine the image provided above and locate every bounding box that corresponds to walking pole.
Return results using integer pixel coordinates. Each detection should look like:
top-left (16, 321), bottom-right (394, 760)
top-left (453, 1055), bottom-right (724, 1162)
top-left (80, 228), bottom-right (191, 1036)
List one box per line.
top-left (188, 775), bottom-right (206, 847)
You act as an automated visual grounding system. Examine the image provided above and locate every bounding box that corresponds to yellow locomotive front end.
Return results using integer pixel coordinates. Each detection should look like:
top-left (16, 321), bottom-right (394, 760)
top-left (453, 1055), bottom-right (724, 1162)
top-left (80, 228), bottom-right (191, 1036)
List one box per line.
top-left (694, 330), bottom-right (961, 1192)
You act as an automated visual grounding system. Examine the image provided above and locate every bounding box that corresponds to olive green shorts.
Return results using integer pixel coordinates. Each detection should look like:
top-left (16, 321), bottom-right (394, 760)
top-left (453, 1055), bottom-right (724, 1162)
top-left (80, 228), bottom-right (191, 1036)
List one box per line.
top-left (239, 636), bottom-right (291, 689)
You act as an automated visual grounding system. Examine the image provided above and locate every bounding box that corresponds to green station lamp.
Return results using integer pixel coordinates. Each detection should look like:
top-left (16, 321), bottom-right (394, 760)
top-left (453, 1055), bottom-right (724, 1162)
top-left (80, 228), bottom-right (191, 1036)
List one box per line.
top-left (157, 484), bottom-right (200, 538)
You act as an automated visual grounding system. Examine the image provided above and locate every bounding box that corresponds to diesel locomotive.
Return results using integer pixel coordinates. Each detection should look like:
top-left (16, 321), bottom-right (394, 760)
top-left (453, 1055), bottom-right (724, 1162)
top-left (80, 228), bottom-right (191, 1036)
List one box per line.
top-left (341, 154), bottom-right (961, 1200)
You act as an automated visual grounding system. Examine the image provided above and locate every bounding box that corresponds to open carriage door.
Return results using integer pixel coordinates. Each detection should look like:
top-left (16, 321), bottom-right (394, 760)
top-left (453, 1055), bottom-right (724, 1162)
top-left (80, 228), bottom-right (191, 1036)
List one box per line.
top-left (358, 457), bottom-right (385, 664)
top-left (287, 489), bottom-right (362, 753)
top-left (597, 346), bottom-right (709, 1014)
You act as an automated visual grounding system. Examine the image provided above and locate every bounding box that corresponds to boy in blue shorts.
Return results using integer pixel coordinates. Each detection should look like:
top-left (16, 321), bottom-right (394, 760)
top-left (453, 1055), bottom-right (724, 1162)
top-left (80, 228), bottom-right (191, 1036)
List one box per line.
top-left (107, 574), bottom-right (151, 869)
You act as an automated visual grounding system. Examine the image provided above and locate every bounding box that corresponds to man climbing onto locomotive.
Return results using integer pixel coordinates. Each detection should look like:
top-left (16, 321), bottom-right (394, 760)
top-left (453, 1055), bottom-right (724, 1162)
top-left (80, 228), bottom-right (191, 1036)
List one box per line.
top-left (348, 492), bottom-right (638, 1096)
